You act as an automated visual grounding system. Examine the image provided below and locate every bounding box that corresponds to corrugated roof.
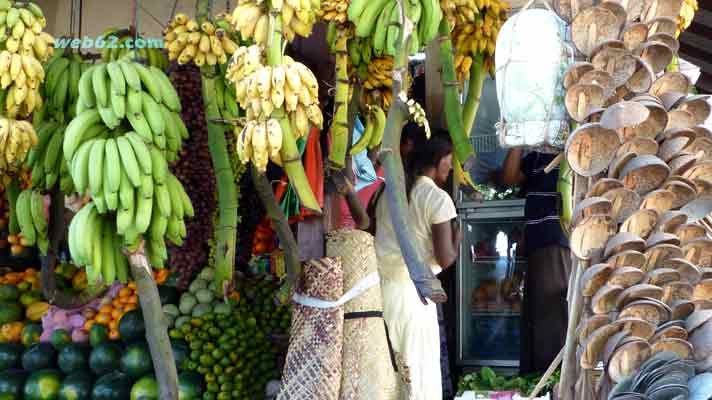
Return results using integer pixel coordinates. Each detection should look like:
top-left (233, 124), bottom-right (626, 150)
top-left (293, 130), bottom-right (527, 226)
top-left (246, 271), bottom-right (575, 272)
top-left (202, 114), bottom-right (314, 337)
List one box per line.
top-left (679, 0), bottom-right (712, 93)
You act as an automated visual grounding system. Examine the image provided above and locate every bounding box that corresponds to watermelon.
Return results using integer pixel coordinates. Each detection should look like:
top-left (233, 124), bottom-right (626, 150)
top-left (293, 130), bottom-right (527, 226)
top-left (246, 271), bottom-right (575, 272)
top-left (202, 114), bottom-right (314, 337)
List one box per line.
top-left (88, 325), bottom-right (108, 348)
top-left (22, 343), bottom-right (56, 371)
top-left (0, 343), bottom-right (23, 369)
top-left (0, 285), bottom-right (19, 301)
top-left (120, 343), bottom-right (153, 378)
top-left (22, 323), bottom-right (43, 347)
top-left (178, 371), bottom-right (204, 400)
top-left (0, 370), bottom-right (26, 398)
top-left (51, 329), bottom-right (72, 350)
top-left (91, 372), bottom-right (132, 400)
top-left (130, 376), bottom-right (158, 400)
top-left (89, 342), bottom-right (122, 376)
top-left (23, 369), bottom-right (63, 400)
top-left (118, 310), bottom-right (145, 343)
top-left (58, 344), bottom-right (90, 374)
top-left (58, 372), bottom-right (93, 400)
top-left (0, 302), bottom-right (23, 324)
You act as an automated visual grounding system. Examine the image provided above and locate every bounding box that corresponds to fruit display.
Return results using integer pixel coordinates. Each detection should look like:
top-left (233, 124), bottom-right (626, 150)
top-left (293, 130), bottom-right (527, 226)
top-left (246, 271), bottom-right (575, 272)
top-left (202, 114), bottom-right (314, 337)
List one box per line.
top-left (164, 13), bottom-right (239, 66)
top-left (361, 56), bottom-right (396, 109)
top-left (560, 1), bottom-right (711, 397)
top-left (441, 0), bottom-right (509, 82)
top-left (230, 0), bottom-right (320, 44)
top-left (98, 27), bottom-right (169, 70)
top-left (0, 118), bottom-right (38, 173)
top-left (228, 45), bottom-right (324, 171)
top-left (0, 268), bottom-right (47, 344)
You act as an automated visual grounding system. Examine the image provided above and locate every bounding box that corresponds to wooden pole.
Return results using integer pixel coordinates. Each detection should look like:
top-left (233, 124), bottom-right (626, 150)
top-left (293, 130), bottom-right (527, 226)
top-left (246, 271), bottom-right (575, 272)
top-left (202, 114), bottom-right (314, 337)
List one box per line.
top-left (528, 347), bottom-right (564, 400)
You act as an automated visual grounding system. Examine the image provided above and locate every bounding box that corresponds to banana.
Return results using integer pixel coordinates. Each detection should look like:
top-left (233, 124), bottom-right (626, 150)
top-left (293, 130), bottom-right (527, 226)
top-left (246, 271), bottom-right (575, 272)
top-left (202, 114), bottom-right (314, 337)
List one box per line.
top-left (368, 105), bottom-right (387, 148)
top-left (162, 106), bottom-right (181, 152)
top-left (351, 112), bottom-right (374, 155)
top-left (149, 206), bottom-right (168, 240)
top-left (149, 145), bottom-right (168, 184)
top-left (43, 130), bottom-right (62, 173)
top-left (88, 211), bottom-right (104, 285)
top-left (68, 58), bottom-right (81, 102)
top-left (30, 190), bottom-right (47, 236)
top-left (116, 136), bottom-right (142, 188)
top-left (118, 167), bottom-right (135, 211)
top-left (70, 140), bottom-right (94, 195)
top-left (118, 61), bottom-right (141, 91)
top-left (77, 65), bottom-right (97, 107)
top-left (154, 182), bottom-right (172, 217)
top-left (134, 62), bottom-right (162, 102)
top-left (265, 118), bottom-right (283, 158)
top-left (92, 64), bottom-right (109, 108)
top-left (114, 244), bottom-right (129, 283)
top-left (134, 186), bottom-right (153, 233)
top-left (101, 221), bottom-right (116, 284)
top-left (355, 0), bottom-right (391, 37)
top-left (88, 138), bottom-right (106, 197)
top-left (104, 138), bottom-right (121, 193)
top-left (106, 61), bottom-right (126, 96)
top-left (16, 190), bottom-right (36, 245)
top-left (103, 162), bottom-right (119, 211)
top-left (125, 131), bottom-right (153, 175)
top-left (150, 65), bottom-right (181, 112)
top-left (63, 109), bottom-right (101, 160)
top-left (142, 91), bottom-right (166, 142)
top-left (110, 90), bottom-right (126, 120)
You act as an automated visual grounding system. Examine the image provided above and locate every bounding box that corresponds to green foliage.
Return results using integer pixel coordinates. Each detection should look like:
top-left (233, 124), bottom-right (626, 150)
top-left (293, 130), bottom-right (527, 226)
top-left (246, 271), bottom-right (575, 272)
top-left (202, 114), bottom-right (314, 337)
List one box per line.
top-left (457, 367), bottom-right (560, 397)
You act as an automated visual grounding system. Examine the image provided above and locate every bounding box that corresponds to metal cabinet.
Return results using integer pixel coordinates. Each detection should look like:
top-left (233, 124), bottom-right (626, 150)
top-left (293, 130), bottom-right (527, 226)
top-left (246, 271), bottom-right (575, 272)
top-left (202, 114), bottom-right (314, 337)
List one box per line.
top-left (456, 199), bottom-right (526, 368)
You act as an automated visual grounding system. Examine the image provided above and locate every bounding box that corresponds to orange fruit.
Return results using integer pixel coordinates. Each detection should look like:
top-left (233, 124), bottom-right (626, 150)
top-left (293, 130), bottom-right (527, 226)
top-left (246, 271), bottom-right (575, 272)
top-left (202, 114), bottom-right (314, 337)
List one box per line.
top-left (109, 329), bottom-right (120, 340)
top-left (111, 309), bottom-right (123, 320)
top-left (108, 319), bottom-right (119, 331)
top-left (127, 282), bottom-right (136, 290)
top-left (123, 304), bottom-right (137, 312)
top-left (119, 287), bottom-right (132, 298)
top-left (84, 320), bottom-right (95, 331)
top-left (95, 313), bottom-right (111, 325)
top-left (99, 305), bottom-right (112, 315)
top-left (127, 295), bottom-right (138, 304)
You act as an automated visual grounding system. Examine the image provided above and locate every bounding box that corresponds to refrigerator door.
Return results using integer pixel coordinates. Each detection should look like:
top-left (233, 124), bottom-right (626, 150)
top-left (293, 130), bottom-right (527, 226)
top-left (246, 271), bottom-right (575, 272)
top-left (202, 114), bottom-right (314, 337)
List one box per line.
top-left (457, 200), bottom-right (526, 368)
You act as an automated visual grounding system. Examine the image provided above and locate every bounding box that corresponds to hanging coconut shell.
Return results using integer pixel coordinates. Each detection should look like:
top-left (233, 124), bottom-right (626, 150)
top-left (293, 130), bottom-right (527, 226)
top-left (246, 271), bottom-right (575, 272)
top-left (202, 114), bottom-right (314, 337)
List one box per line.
top-left (666, 175), bottom-right (698, 190)
top-left (589, 178), bottom-right (625, 197)
top-left (637, 41), bottom-right (674, 74)
top-left (692, 126), bottom-right (712, 141)
top-left (572, 214), bottom-right (618, 259)
top-left (671, 300), bottom-right (696, 320)
top-left (582, 263), bottom-right (615, 297)
top-left (661, 281), bottom-right (694, 304)
top-left (647, 32), bottom-right (680, 53)
top-left (692, 279), bottom-right (712, 301)
top-left (647, 16), bottom-right (679, 36)
top-left (573, 197), bottom-right (614, 224)
top-left (646, 232), bottom-right (681, 248)
top-left (606, 233), bottom-right (648, 258)
top-left (661, 258), bottom-right (702, 284)
top-left (694, 179), bottom-right (712, 199)
top-left (662, 181), bottom-right (696, 209)
top-left (607, 250), bottom-right (648, 268)
top-left (608, 338), bottom-right (653, 383)
top-left (578, 314), bottom-right (613, 343)
top-left (682, 238), bottom-right (712, 266)
top-left (674, 223), bottom-right (707, 245)
top-left (612, 0), bottom-right (647, 22)
top-left (650, 72), bottom-right (691, 97)
top-left (618, 137), bottom-right (660, 158)
top-left (682, 163), bottom-right (712, 185)
top-left (657, 127), bottom-right (698, 144)
top-left (666, 109), bottom-right (697, 131)
top-left (641, 189), bottom-right (676, 215)
top-left (572, 6), bottom-right (625, 56)
top-left (651, 324), bottom-right (688, 343)
top-left (611, 152), bottom-right (639, 179)
top-left (620, 298), bottom-right (671, 324)
top-left (581, 69), bottom-right (617, 98)
top-left (659, 136), bottom-right (693, 162)
top-left (610, 266), bottom-right (646, 288)
top-left (661, 92), bottom-right (688, 111)
top-left (684, 138), bottom-right (712, 162)
top-left (668, 153), bottom-right (698, 176)
top-left (645, 244), bottom-right (684, 271)
top-left (604, 331), bottom-right (634, 365)
top-left (594, 283), bottom-right (627, 314)
top-left (627, 57), bottom-right (657, 94)
top-left (678, 95), bottom-right (712, 125)
top-left (620, 155), bottom-right (671, 195)
top-left (595, 51), bottom-right (638, 88)
top-left (618, 284), bottom-right (666, 308)
top-left (600, 1), bottom-right (629, 27)
top-left (646, 268), bottom-right (682, 286)
top-left (582, 323), bottom-right (624, 369)
top-left (566, 83), bottom-right (609, 122)
top-left (613, 317), bottom-right (657, 340)
top-left (564, 62), bottom-right (596, 89)
top-left (631, 103), bottom-right (668, 140)
top-left (688, 321), bottom-right (712, 364)
top-left (566, 123), bottom-right (621, 176)
top-left (685, 310), bottom-right (712, 333)
top-left (604, 187), bottom-right (643, 222)
top-left (656, 211), bottom-right (689, 233)
top-left (622, 23), bottom-right (650, 51)
top-left (651, 338), bottom-right (693, 359)
top-left (642, 0), bottom-right (684, 23)
top-left (601, 101), bottom-right (651, 140)
top-left (622, 209), bottom-right (659, 239)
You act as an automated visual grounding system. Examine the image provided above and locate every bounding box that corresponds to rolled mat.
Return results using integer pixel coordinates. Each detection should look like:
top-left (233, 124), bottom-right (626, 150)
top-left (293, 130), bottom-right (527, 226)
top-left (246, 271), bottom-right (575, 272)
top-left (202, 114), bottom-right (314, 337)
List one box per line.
top-left (327, 229), bottom-right (400, 400)
top-left (277, 257), bottom-right (344, 400)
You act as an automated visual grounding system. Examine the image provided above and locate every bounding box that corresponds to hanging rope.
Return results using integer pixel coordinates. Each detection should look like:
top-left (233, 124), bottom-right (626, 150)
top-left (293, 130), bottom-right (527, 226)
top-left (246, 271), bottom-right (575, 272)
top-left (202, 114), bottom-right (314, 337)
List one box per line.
top-left (169, 0), bottom-right (179, 20)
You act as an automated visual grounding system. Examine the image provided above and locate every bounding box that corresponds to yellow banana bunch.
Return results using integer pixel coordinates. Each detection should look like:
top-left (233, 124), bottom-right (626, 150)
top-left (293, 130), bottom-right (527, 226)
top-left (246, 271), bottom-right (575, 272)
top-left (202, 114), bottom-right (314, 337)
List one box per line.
top-left (227, 46), bottom-right (323, 140)
top-left (235, 118), bottom-right (284, 171)
top-left (442, 0), bottom-right (509, 82)
top-left (230, 0), bottom-right (320, 44)
top-left (164, 13), bottom-right (239, 66)
top-left (677, 0), bottom-right (697, 37)
top-left (0, 117), bottom-right (38, 171)
top-left (0, 1), bottom-right (54, 63)
top-left (318, 0), bottom-right (350, 24)
top-left (362, 56), bottom-right (397, 109)
top-left (0, 51), bottom-right (44, 118)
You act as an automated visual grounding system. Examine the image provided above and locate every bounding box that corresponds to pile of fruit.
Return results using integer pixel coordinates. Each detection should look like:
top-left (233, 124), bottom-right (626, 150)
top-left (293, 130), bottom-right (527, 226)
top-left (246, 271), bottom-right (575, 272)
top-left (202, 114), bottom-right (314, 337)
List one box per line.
top-left (0, 270), bottom-right (47, 344)
top-left (0, 307), bottom-right (204, 400)
top-left (251, 218), bottom-right (276, 256)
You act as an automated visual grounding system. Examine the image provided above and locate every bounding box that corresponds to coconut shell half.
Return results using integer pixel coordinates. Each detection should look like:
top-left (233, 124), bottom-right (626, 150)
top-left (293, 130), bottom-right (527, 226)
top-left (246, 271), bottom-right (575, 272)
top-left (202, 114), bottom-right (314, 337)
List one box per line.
top-left (606, 233), bottom-right (647, 258)
top-left (619, 137), bottom-right (660, 158)
top-left (646, 268), bottom-right (682, 286)
top-left (661, 258), bottom-right (702, 284)
top-left (666, 109), bottom-right (697, 131)
top-left (564, 62), bottom-right (596, 89)
top-left (674, 223), bottom-right (707, 245)
top-left (693, 126), bottom-right (712, 141)
top-left (572, 215), bottom-right (618, 260)
top-left (651, 72), bottom-right (691, 98)
top-left (601, 101), bottom-right (651, 139)
top-left (678, 95), bottom-right (712, 125)
top-left (642, 0), bottom-right (684, 23)
top-left (685, 138), bottom-right (712, 161)
top-left (672, 301), bottom-right (696, 320)
top-left (695, 179), bottom-right (712, 199)
top-left (567, 84), bottom-right (609, 122)
top-left (640, 189), bottom-right (676, 215)
top-left (579, 314), bottom-right (613, 344)
top-left (618, 284), bottom-right (666, 308)
top-left (663, 181), bottom-right (696, 209)
top-left (608, 339), bottom-right (652, 383)
top-left (651, 338), bottom-right (693, 360)
top-left (610, 267), bottom-right (646, 288)
top-left (622, 23), bottom-right (650, 51)
top-left (603, 187), bottom-right (643, 223)
top-left (648, 32), bottom-right (680, 53)
top-left (652, 324), bottom-right (688, 343)
top-left (572, 6), bottom-right (625, 56)
top-left (594, 284), bottom-right (627, 314)
top-left (588, 178), bottom-right (625, 197)
top-left (573, 196), bottom-right (614, 225)
top-left (645, 244), bottom-right (684, 271)
top-left (582, 323), bottom-right (623, 369)
top-left (682, 238), bottom-right (712, 266)
top-left (647, 16), bottom-right (678, 36)
top-left (566, 123), bottom-right (621, 176)
top-left (582, 263), bottom-right (615, 297)
top-left (659, 136), bottom-right (693, 162)
top-left (661, 281), bottom-right (694, 305)
top-left (637, 41), bottom-right (674, 74)
top-left (646, 232), bottom-right (681, 249)
top-left (656, 211), bottom-right (689, 233)
top-left (620, 155), bottom-right (671, 195)
top-left (607, 250), bottom-right (648, 269)
top-left (683, 162), bottom-right (712, 184)
top-left (685, 310), bottom-right (712, 334)
top-left (669, 154), bottom-right (699, 177)
top-left (622, 209), bottom-right (659, 239)
top-left (595, 51), bottom-right (638, 88)
top-left (693, 279), bottom-right (712, 301)
top-left (614, 317), bottom-right (657, 340)
top-left (620, 298), bottom-right (671, 324)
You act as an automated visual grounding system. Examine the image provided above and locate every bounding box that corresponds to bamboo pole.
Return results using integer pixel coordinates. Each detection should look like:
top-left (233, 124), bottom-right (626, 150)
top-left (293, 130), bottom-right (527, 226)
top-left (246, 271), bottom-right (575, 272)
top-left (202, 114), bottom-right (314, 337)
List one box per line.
top-left (379, 0), bottom-right (446, 304)
top-left (128, 242), bottom-right (178, 400)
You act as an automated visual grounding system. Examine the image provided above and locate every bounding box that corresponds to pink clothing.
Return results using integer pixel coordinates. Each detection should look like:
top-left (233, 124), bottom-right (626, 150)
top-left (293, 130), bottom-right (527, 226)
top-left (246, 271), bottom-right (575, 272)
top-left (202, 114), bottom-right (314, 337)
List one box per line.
top-left (339, 168), bottom-right (384, 228)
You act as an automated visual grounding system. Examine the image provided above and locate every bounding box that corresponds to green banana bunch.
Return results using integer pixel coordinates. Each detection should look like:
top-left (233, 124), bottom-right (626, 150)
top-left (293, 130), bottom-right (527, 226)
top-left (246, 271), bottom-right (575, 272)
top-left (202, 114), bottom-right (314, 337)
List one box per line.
top-left (26, 119), bottom-right (75, 194)
top-left (347, 0), bottom-right (442, 57)
top-left (15, 188), bottom-right (49, 254)
top-left (69, 60), bottom-right (187, 162)
top-left (350, 104), bottom-right (387, 155)
top-left (67, 202), bottom-right (130, 286)
top-left (215, 64), bottom-right (241, 121)
top-left (36, 51), bottom-right (91, 123)
top-left (99, 27), bottom-right (169, 71)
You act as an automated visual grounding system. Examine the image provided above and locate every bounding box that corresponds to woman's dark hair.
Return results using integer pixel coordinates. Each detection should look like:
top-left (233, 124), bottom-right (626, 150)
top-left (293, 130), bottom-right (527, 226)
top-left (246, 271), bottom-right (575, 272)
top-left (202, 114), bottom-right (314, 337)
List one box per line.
top-left (404, 129), bottom-right (453, 200)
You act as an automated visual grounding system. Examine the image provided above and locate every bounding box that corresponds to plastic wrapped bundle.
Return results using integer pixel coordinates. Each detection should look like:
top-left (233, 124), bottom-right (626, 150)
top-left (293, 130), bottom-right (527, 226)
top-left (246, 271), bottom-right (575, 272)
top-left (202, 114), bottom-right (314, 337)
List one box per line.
top-left (326, 229), bottom-right (399, 400)
top-left (278, 258), bottom-right (344, 400)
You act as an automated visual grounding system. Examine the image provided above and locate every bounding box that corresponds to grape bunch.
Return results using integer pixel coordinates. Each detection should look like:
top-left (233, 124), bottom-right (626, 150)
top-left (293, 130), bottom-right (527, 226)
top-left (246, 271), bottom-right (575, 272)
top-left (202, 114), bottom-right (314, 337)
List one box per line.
top-left (167, 63), bottom-right (216, 288)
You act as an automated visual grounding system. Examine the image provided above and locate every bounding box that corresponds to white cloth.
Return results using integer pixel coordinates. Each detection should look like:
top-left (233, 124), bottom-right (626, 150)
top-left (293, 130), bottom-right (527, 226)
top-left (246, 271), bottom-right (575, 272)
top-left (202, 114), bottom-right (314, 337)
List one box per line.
top-left (374, 176), bottom-right (457, 400)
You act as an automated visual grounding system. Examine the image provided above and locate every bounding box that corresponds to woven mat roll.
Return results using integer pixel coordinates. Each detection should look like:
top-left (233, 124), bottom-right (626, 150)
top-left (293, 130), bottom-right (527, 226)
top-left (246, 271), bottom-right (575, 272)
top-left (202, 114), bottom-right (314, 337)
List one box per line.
top-left (327, 229), bottom-right (400, 400)
top-left (278, 257), bottom-right (344, 400)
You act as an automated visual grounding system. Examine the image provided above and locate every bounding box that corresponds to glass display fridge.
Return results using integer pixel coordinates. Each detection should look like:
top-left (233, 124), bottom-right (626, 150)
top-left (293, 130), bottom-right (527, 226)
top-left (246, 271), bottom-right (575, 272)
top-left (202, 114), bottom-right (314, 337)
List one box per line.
top-left (456, 199), bottom-right (526, 369)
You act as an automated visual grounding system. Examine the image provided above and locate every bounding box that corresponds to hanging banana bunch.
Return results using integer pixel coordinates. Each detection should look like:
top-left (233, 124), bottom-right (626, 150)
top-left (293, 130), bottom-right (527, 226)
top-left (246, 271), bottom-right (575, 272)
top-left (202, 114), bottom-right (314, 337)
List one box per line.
top-left (441, 0), bottom-right (510, 82)
top-left (230, 0), bottom-right (321, 44)
top-left (350, 104), bottom-right (387, 155)
top-left (318, 0), bottom-right (350, 23)
top-left (26, 120), bottom-right (74, 194)
top-left (164, 13), bottom-right (239, 66)
top-left (0, 118), bottom-right (38, 172)
top-left (15, 188), bottom-right (49, 254)
top-left (62, 59), bottom-right (195, 280)
top-left (99, 28), bottom-right (169, 70)
top-left (227, 45), bottom-right (323, 171)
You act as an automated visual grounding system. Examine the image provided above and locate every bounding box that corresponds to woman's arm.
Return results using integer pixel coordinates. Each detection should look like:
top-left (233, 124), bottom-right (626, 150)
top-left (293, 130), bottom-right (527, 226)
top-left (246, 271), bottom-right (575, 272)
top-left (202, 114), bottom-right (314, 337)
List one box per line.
top-left (502, 148), bottom-right (526, 186)
top-left (432, 220), bottom-right (460, 269)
